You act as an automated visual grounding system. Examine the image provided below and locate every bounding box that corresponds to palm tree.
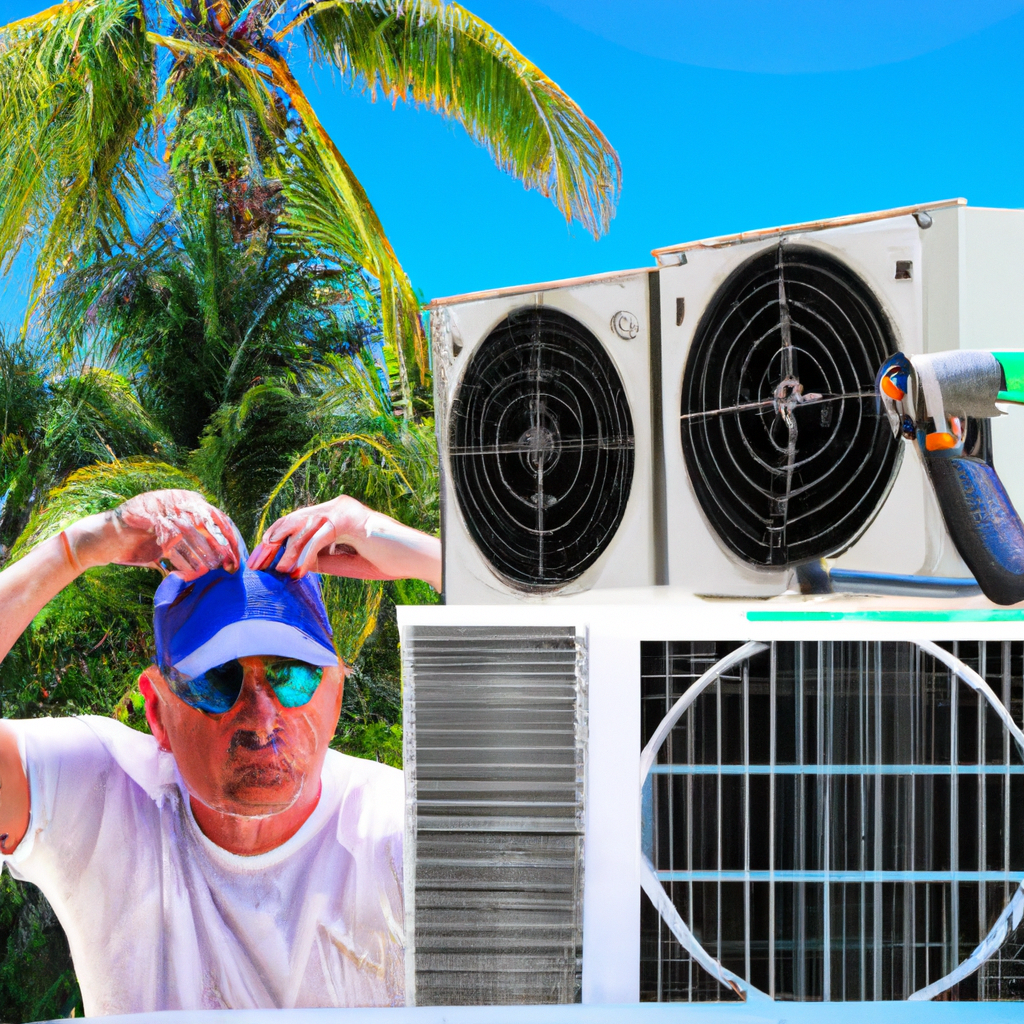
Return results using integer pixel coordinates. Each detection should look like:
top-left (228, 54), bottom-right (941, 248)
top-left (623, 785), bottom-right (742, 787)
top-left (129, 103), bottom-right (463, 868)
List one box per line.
top-left (1, 181), bottom-right (437, 733)
top-left (0, 0), bottom-right (621, 405)
top-left (0, 328), bottom-right (174, 552)
top-left (48, 188), bottom-right (382, 454)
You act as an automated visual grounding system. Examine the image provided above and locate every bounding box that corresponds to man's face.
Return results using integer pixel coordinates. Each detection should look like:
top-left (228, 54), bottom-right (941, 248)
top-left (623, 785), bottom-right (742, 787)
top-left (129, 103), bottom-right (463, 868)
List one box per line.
top-left (142, 656), bottom-right (344, 818)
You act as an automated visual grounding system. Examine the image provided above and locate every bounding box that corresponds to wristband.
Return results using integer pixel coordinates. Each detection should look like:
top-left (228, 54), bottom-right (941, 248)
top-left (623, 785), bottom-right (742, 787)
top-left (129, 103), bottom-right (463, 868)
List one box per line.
top-left (59, 530), bottom-right (82, 573)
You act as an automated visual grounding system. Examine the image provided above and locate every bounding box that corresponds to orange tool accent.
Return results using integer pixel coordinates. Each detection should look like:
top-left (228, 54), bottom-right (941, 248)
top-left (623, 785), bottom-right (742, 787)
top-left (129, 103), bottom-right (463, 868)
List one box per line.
top-left (925, 432), bottom-right (958, 451)
top-left (880, 375), bottom-right (905, 401)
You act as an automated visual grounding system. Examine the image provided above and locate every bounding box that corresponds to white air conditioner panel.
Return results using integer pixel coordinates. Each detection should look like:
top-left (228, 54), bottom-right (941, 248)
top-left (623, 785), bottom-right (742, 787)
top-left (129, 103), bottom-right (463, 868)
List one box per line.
top-left (400, 595), bottom-right (1024, 1006)
top-left (434, 272), bottom-right (656, 603)
top-left (659, 216), bottom-right (933, 593)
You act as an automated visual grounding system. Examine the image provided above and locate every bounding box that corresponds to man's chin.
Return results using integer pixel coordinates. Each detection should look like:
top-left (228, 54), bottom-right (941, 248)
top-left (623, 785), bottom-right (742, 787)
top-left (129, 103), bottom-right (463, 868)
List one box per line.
top-left (217, 765), bottom-right (305, 817)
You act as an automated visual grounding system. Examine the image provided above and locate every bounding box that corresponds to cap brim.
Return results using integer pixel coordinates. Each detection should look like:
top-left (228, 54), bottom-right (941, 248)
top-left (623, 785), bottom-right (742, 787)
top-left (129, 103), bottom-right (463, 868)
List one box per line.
top-left (171, 620), bottom-right (339, 678)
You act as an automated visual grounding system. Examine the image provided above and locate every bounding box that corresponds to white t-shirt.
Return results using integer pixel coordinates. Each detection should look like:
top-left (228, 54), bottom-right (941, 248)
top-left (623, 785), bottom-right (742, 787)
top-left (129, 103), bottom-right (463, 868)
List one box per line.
top-left (2, 716), bottom-right (405, 1017)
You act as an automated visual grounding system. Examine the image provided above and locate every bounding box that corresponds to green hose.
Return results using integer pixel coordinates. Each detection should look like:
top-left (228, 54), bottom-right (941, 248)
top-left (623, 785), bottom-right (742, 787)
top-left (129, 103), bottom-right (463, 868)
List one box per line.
top-left (995, 351), bottom-right (1024, 405)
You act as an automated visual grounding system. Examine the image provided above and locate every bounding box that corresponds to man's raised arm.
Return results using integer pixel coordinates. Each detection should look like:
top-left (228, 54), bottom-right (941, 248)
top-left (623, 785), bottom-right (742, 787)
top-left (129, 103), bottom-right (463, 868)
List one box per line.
top-left (248, 495), bottom-right (442, 590)
top-left (0, 490), bottom-right (241, 851)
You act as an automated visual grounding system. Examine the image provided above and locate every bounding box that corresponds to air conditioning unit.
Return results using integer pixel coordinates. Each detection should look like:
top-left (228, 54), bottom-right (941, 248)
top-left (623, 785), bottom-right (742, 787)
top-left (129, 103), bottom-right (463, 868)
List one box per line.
top-left (431, 200), bottom-right (1024, 604)
top-left (654, 199), bottom-right (1024, 597)
top-left (431, 270), bottom-right (658, 603)
top-left (399, 599), bottom-right (1024, 1008)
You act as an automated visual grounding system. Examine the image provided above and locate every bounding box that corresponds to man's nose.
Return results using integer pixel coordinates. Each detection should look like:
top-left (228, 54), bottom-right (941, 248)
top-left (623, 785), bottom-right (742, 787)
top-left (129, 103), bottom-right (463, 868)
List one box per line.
top-left (231, 672), bottom-right (282, 733)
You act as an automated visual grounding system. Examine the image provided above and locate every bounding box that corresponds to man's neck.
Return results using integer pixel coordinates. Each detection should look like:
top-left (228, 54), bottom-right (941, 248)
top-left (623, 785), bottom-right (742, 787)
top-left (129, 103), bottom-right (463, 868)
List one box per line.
top-left (189, 780), bottom-right (323, 856)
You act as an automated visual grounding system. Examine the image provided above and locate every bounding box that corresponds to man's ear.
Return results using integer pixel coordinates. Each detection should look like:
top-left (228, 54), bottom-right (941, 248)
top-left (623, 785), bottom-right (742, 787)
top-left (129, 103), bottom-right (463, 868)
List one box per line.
top-left (139, 669), bottom-right (172, 752)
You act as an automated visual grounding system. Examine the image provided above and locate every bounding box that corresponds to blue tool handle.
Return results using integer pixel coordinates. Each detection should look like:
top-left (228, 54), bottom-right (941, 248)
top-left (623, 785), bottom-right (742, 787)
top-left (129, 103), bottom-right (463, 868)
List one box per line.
top-left (925, 456), bottom-right (1024, 606)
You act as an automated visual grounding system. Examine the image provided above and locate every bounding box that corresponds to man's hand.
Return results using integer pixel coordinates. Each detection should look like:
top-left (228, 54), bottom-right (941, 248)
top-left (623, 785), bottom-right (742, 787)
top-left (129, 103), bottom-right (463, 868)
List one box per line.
top-left (248, 495), bottom-right (442, 591)
top-left (0, 490), bottom-right (240, 665)
top-left (66, 490), bottom-right (242, 581)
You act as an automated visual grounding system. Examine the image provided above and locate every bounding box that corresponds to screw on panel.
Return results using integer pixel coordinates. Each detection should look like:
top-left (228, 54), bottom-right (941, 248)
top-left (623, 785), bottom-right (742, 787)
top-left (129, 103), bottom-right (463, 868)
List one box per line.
top-left (914, 211), bottom-right (933, 229)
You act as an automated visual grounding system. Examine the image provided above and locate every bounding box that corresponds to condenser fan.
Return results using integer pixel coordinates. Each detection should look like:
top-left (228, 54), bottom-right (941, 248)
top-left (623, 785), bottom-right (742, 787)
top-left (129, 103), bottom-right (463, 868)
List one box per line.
top-left (682, 244), bottom-right (900, 567)
top-left (450, 307), bottom-right (635, 589)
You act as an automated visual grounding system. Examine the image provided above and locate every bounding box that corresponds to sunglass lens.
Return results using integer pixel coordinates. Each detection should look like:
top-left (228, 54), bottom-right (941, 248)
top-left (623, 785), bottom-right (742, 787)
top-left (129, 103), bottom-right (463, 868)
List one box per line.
top-left (265, 661), bottom-right (323, 708)
top-left (171, 660), bottom-right (245, 713)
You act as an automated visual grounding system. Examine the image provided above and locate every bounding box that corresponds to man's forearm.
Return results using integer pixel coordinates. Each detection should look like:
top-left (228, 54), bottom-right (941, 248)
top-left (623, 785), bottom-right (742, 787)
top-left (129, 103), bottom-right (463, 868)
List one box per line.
top-left (0, 513), bottom-right (114, 663)
top-left (0, 532), bottom-right (80, 663)
top-left (356, 513), bottom-right (442, 591)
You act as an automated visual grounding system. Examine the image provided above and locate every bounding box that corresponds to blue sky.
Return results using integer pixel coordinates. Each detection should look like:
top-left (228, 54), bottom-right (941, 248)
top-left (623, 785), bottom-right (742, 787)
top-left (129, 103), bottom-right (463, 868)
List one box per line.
top-left (2, 0), bottom-right (1024, 316)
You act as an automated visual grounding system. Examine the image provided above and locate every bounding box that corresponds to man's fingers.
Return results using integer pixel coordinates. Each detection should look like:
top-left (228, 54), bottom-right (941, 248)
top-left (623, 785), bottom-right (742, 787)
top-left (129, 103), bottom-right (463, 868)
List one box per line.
top-left (165, 539), bottom-right (200, 577)
top-left (263, 514), bottom-right (292, 545)
top-left (177, 522), bottom-right (221, 570)
top-left (265, 510), bottom-right (311, 545)
top-left (171, 504), bottom-right (238, 573)
top-left (276, 515), bottom-right (324, 573)
top-left (293, 520), bottom-right (336, 579)
top-left (264, 501), bottom-right (336, 544)
top-left (209, 509), bottom-right (242, 570)
top-left (247, 540), bottom-right (282, 571)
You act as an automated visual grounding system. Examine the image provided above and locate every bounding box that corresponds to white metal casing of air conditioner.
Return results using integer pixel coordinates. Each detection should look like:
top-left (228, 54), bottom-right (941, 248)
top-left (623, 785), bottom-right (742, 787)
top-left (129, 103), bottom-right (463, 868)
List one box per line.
top-left (654, 201), bottom-right (1024, 597)
top-left (432, 200), bottom-right (1024, 605)
top-left (916, 204), bottom-right (1024, 509)
top-left (399, 593), bottom-right (1024, 1008)
top-left (431, 270), bottom-right (657, 604)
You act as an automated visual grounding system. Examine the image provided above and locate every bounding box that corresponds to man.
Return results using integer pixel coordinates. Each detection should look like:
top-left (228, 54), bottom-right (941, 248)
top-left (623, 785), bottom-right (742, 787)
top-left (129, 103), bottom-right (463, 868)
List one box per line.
top-left (0, 489), bottom-right (441, 1015)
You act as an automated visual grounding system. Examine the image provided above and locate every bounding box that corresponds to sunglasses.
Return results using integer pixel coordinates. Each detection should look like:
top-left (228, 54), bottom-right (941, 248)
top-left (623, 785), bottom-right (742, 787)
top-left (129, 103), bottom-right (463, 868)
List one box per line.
top-left (163, 658), bottom-right (325, 714)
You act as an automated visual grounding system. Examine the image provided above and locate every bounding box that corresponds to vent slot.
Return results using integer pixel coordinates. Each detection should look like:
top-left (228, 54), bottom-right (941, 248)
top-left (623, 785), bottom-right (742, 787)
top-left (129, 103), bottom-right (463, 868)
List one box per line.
top-left (405, 626), bottom-right (586, 1005)
top-left (681, 245), bottom-right (900, 567)
top-left (450, 307), bottom-right (635, 589)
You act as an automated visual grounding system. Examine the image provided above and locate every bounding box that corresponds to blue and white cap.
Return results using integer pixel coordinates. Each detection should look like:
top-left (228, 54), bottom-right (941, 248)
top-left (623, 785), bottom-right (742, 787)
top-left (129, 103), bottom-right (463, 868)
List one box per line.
top-left (153, 543), bottom-right (338, 678)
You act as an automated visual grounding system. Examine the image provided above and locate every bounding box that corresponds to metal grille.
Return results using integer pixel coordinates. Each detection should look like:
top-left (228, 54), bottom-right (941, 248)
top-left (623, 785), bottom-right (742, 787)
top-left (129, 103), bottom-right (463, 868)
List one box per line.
top-left (640, 640), bottom-right (1024, 1002)
top-left (681, 245), bottom-right (900, 566)
top-left (404, 626), bottom-right (586, 1005)
top-left (449, 307), bottom-right (635, 589)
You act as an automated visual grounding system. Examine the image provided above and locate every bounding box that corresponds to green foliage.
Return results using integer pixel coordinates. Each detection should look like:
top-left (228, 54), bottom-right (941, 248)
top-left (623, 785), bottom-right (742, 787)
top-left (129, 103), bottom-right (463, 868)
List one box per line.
top-left (191, 385), bottom-right (317, 539)
top-left (48, 193), bottom-right (378, 451)
top-left (0, 0), bottom-right (154, 300)
top-left (0, 332), bottom-right (49, 551)
top-left (0, 874), bottom-right (82, 1022)
top-left (299, 0), bottom-right (621, 238)
top-left (0, 330), bottom-right (176, 551)
top-left (1, 0), bottom-right (619, 398)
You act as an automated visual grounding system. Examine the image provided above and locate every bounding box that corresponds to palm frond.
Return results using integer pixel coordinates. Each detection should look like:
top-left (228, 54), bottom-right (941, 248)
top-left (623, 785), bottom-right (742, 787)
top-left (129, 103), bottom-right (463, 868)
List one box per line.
top-left (44, 367), bottom-right (173, 469)
top-left (287, 0), bottom-right (620, 238)
top-left (0, 329), bottom-right (174, 549)
top-left (277, 136), bottom-right (424, 401)
top-left (11, 456), bottom-right (207, 557)
top-left (0, 0), bottom-right (156, 305)
top-left (147, 30), bottom-right (424, 401)
top-left (189, 381), bottom-right (317, 536)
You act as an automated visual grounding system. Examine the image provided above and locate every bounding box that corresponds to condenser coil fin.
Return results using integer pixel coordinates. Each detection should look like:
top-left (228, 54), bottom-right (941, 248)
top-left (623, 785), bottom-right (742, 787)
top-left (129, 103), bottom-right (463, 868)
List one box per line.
top-left (404, 626), bottom-right (586, 1005)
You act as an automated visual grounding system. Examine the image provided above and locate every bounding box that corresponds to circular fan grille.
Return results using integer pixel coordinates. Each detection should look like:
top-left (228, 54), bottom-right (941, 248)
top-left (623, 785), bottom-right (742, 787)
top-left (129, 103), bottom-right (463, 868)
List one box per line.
top-left (641, 639), bottom-right (1024, 1002)
top-left (682, 244), bottom-right (900, 567)
top-left (451, 307), bottom-right (635, 589)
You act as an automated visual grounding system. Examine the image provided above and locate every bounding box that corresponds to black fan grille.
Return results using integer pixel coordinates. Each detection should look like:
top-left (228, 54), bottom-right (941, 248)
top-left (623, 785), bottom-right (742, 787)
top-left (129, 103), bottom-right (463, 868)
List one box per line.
top-left (681, 244), bottom-right (900, 567)
top-left (450, 307), bottom-right (635, 589)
